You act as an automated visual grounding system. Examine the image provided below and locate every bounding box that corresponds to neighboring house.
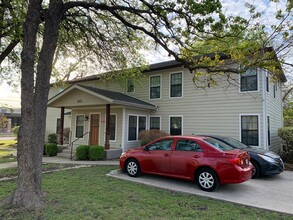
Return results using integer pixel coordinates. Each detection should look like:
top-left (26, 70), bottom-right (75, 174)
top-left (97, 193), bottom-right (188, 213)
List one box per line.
top-left (46, 58), bottom-right (286, 157)
top-left (0, 108), bottom-right (21, 133)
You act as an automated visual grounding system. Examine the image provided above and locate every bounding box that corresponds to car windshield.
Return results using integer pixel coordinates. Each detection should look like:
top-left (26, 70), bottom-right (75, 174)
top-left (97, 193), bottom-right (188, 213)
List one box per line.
top-left (204, 138), bottom-right (235, 151)
top-left (221, 137), bottom-right (249, 149)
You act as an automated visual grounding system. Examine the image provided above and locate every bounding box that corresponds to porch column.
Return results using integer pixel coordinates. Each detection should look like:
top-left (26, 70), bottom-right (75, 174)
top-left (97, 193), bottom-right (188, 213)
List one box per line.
top-left (60, 107), bottom-right (65, 145)
top-left (105, 104), bottom-right (110, 150)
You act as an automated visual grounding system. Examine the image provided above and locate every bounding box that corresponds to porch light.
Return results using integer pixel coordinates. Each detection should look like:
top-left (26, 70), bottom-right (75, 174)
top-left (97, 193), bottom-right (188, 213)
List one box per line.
top-left (84, 115), bottom-right (89, 121)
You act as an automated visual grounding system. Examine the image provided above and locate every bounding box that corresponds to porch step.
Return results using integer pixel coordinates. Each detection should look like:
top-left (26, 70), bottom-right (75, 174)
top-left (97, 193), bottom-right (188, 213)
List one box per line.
top-left (57, 149), bottom-right (72, 159)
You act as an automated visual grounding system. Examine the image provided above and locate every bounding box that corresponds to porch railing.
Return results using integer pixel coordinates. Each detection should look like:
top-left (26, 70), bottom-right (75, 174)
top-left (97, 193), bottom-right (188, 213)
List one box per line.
top-left (70, 132), bottom-right (90, 160)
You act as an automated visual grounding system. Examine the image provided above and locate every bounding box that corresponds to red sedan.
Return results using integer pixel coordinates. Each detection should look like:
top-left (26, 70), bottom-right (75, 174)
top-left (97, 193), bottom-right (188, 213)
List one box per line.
top-left (120, 136), bottom-right (253, 191)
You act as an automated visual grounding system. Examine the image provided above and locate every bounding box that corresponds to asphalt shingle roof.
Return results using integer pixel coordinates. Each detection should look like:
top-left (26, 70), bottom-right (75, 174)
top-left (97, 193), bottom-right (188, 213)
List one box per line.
top-left (78, 85), bottom-right (156, 109)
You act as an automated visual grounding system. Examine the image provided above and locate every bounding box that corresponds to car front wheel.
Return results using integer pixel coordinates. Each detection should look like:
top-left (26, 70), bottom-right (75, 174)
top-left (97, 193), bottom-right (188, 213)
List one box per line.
top-left (251, 161), bottom-right (260, 179)
top-left (196, 168), bottom-right (219, 192)
top-left (126, 159), bottom-right (141, 177)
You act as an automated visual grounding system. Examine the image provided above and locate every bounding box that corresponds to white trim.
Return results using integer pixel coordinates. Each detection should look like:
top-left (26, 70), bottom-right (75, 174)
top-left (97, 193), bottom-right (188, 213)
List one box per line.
top-left (239, 114), bottom-right (261, 148)
top-left (169, 71), bottom-right (183, 99)
top-left (169, 115), bottom-right (183, 135)
top-left (149, 74), bottom-right (162, 100)
top-left (75, 114), bottom-right (85, 139)
top-left (121, 108), bottom-right (126, 151)
top-left (88, 112), bottom-right (101, 145)
top-left (127, 114), bottom-right (147, 142)
top-left (149, 116), bottom-right (161, 130)
top-left (262, 70), bottom-right (268, 150)
top-left (238, 68), bottom-right (259, 93)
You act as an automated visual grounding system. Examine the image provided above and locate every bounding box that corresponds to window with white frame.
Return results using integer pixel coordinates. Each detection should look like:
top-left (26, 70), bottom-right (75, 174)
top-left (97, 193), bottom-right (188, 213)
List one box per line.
top-left (109, 115), bottom-right (116, 141)
top-left (266, 74), bottom-right (269, 92)
top-left (127, 79), bottom-right (134, 93)
top-left (128, 115), bottom-right (147, 141)
top-left (170, 116), bottom-right (182, 135)
top-left (150, 117), bottom-right (160, 130)
top-left (76, 115), bottom-right (84, 138)
top-left (240, 68), bottom-right (258, 92)
top-left (241, 115), bottom-right (259, 146)
top-left (267, 116), bottom-right (270, 146)
top-left (150, 75), bottom-right (161, 99)
top-left (170, 72), bottom-right (182, 97)
top-left (56, 118), bottom-right (61, 134)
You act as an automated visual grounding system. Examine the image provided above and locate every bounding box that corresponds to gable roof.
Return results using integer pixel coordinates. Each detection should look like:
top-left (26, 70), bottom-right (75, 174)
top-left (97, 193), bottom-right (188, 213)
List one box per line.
top-left (48, 84), bottom-right (157, 110)
top-left (54, 47), bottom-right (286, 85)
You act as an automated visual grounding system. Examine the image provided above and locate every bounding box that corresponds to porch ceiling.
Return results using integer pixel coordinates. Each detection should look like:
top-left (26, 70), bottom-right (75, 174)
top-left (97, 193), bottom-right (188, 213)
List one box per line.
top-left (47, 84), bottom-right (157, 110)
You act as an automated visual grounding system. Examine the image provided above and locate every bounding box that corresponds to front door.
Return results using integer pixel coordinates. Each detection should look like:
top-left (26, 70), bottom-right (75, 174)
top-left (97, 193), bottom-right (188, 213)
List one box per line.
top-left (90, 114), bottom-right (100, 145)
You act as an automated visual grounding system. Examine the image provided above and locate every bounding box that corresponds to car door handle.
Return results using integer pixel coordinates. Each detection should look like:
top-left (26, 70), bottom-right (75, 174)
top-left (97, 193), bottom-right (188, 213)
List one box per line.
top-left (193, 155), bottom-right (200, 158)
top-left (164, 153), bottom-right (169, 157)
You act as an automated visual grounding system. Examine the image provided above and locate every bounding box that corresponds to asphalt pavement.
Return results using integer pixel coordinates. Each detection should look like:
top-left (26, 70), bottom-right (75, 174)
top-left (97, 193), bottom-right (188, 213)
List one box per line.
top-left (108, 170), bottom-right (293, 215)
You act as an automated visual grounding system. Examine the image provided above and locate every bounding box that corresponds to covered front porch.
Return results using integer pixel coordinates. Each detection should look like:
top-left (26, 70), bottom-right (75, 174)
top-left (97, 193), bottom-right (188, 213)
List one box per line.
top-left (47, 84), bottom-right (157, 159)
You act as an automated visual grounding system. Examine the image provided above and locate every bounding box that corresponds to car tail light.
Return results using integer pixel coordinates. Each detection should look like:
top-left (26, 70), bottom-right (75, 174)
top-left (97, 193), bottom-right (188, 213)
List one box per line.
top-left (229, 157), bottom-right (249, 167)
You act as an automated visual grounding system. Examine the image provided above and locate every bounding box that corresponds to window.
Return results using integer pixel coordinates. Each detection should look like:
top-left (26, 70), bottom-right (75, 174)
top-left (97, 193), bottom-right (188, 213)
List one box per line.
top-left (76, 115), bottom-right (84, 138)
top-left (266, 75), bottom-right (269, 92)
top-left (56, 118), bottom-right (61, 134)
top-left (175, 140), bottom-right (202, 152)
top-left (138, 116), bottom-right (146, 138)
top-left (170, 72), bottom-right (182, 97)
top-left (127, 79), bottom-right (134, 93)
top-left (267, 116), bottom-right (270, 146)
top-left (241, 115), bottom-right (259, 146)
top-left (128, 115), bottom-right (147, 141)
top-left (109, 115), bottom-right (116, 141)
top-left (240, 68), bottom-right (258, 92)
top-left (150, 117), bottom-right (160, 130)
top-left (273, 82), bottom-right (277, 98)
top-left (147, 139), bottom-right (173, 151)
top-left (170, 116), bottom-right (182, 135)
top-left (128, 116), bottom-right (137, 141)
top-left (150, 75), bottom-right (161, 99)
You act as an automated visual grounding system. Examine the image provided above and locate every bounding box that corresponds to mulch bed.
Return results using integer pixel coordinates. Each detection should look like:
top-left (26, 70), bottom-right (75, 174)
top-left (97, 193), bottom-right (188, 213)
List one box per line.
top-left (285, 163), bottom-right (293, 171)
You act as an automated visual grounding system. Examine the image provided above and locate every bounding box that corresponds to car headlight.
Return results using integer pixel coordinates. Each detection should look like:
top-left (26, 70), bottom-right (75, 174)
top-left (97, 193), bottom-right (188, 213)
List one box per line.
top-left (258, 154), bottom-right (276, 163)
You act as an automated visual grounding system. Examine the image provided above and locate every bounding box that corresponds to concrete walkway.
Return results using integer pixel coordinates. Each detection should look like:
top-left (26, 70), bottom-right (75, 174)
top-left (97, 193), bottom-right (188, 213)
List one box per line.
top-left (0, 156), bottom-right (119, 170)
top-left (108, 170), bottom-right (293, 216)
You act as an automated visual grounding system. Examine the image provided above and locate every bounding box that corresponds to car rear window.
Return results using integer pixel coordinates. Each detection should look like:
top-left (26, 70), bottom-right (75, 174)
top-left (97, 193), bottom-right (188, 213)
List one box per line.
top-left (204, 138), bottom-right (235, 151)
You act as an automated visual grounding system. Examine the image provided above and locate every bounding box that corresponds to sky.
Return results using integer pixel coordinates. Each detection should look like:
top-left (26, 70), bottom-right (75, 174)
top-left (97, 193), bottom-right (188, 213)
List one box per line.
top-left (0, 0), bottom-right (290, 108)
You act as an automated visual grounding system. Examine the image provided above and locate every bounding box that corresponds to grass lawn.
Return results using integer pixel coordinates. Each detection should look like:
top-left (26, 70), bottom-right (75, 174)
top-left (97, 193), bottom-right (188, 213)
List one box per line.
top-left (0, 140), bottom-right (17, 164)
top-left (0, 166), bottom-right (292, 220)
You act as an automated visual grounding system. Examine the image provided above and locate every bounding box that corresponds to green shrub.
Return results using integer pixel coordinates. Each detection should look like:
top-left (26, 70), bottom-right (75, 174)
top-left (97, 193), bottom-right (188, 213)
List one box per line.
top-left (48, 133), bottom-right (58, 144)
top-left (76, 145), bottom-right (90, 160)
top-left (89, 145), bottom-right (104, 161)
top-left (139, 129), bottom-right (169, 146)
top-left (12, 126), bottom-right (20, 139)
top-left (278, 127), bottom-right (293, 163)
top-left (45, 143), bottom-right (58, 156)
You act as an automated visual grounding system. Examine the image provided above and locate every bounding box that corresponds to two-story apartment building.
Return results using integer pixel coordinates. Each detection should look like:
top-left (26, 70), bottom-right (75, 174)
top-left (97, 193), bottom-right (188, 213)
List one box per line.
top-left (46, 59), bottom-right (286, 157)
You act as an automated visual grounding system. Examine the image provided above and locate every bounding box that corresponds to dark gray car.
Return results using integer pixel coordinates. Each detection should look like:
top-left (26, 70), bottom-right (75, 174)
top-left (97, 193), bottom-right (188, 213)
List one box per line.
top-left (201, 135), bottom-right (284, 178)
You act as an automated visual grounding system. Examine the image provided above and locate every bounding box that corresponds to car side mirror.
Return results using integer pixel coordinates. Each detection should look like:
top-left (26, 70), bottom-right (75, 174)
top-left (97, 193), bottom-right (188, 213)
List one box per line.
top-left (144, 146), bottom-right (149, 151)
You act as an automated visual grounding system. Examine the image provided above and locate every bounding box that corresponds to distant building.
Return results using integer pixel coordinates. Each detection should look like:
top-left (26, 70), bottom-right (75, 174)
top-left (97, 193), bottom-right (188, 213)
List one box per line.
top-left (0, 108), bottom-right (21, 133)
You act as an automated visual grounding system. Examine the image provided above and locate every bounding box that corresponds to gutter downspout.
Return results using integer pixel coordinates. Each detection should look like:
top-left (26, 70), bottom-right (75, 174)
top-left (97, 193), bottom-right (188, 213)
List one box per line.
top-left (262, 69), bottom-right (268, 150)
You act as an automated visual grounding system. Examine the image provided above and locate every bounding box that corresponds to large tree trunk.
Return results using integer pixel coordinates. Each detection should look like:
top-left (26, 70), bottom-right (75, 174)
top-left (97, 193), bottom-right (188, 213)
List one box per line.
top-left (4, 0), bottom-right (64, 209)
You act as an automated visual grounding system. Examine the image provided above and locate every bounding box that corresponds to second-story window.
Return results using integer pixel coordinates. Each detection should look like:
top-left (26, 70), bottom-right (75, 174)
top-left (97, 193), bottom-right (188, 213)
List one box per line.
top-left (127, 79), bottom-right (134, 93)
top-left (240, 68), bottom-right (258, 92)
top-left (170, 72), bottom-right (182, 98)
top-left (150, 75), bottom-right (160, 99)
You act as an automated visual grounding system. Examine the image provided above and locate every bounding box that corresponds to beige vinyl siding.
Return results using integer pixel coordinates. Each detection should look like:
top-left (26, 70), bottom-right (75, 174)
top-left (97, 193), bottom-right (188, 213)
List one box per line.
top-left (71, 107), bottom-right (123, 150)
top-left (266, 74), bottom-right (283, 153)
top-left (45, 87), bottom-right (71, 141)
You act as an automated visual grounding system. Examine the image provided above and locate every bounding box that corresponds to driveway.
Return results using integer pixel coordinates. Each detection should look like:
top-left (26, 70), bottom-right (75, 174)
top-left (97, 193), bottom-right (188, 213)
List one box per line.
top-left (108, 170), bottom-right (293, 215)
